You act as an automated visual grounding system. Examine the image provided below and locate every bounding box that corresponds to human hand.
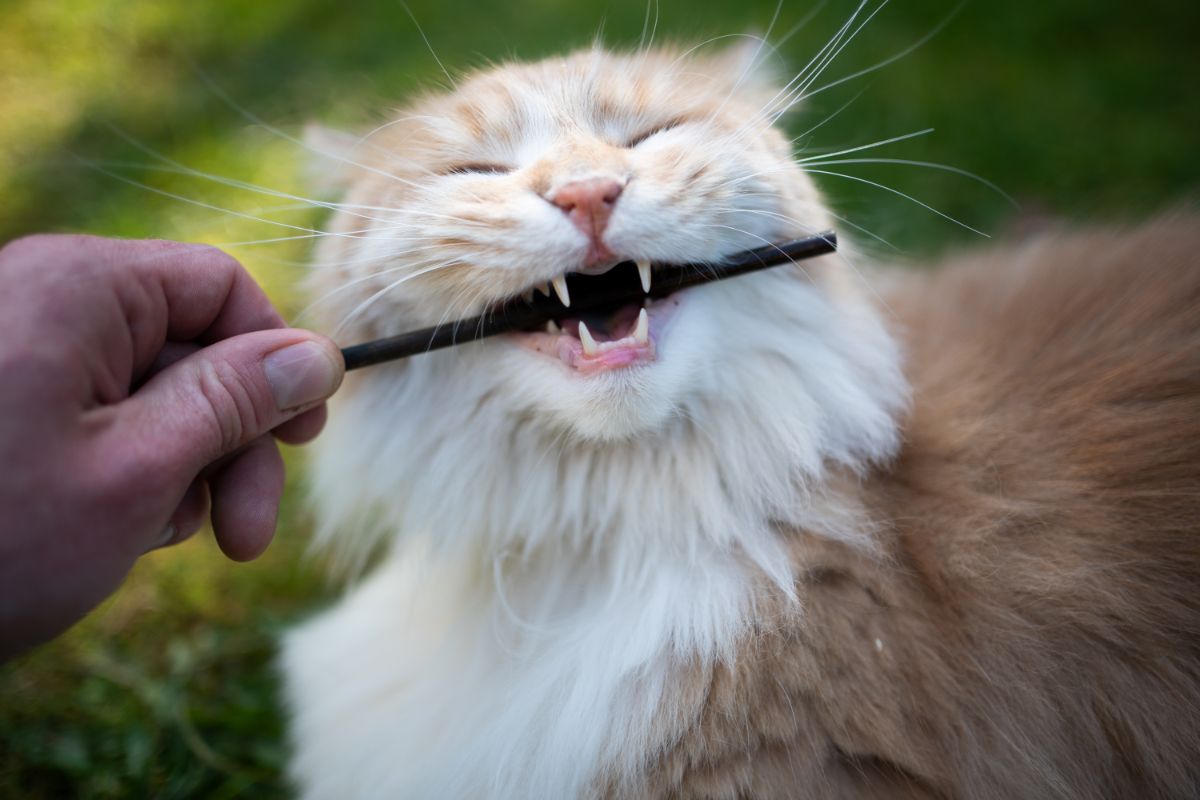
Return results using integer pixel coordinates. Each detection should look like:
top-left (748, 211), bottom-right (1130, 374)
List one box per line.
top-left (0, 235), bottom-right (344, 658)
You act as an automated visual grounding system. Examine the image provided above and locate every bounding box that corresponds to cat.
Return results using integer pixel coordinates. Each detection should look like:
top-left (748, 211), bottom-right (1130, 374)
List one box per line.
top-left (279, 40), bottom-right (1200, 799)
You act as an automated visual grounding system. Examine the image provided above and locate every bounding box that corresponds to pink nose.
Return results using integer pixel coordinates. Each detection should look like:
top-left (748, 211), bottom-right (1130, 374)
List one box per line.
top-left (549, 178), bottom-right (623, 254)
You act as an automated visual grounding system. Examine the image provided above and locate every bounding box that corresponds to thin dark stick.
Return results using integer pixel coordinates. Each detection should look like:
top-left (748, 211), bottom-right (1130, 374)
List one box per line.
top-left (340, 231), bottom-right (837, 371)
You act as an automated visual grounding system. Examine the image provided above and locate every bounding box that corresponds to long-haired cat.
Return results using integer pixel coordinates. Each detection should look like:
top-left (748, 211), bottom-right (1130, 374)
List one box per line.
top-left (280, 41), bottom-right (1200, 799)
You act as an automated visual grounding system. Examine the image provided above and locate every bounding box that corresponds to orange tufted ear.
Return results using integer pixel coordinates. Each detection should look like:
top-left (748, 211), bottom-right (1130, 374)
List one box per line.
top-left (692, 33), bottom-right (788, 109)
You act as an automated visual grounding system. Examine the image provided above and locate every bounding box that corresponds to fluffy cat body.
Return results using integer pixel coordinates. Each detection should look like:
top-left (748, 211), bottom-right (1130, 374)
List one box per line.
top-left (282, 44), bottom-right (1200, 798)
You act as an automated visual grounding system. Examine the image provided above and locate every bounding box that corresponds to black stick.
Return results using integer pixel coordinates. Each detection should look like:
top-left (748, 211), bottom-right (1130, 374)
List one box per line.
top-left (340, 231), bottom-right (837, 371)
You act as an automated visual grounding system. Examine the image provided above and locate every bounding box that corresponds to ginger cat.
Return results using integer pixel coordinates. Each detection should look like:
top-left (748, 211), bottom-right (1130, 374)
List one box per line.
top-left (281, 41), bottom-right (1200, 799)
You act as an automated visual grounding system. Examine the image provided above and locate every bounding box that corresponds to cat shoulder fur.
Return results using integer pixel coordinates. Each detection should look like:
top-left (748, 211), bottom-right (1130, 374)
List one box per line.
top-left (623, 215), bottom-right (1200, 798)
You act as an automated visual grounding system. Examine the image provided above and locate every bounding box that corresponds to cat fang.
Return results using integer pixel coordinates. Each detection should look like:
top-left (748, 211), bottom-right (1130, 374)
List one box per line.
top-left (511, 303), bottom-right (657, 376)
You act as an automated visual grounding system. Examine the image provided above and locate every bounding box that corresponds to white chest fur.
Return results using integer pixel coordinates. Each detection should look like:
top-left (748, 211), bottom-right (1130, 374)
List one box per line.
top-left (282, 541), bottom-right (759, 799)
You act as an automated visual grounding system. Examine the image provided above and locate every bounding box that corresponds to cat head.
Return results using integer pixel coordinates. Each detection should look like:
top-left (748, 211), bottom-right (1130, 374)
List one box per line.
top-left (309, 43), bottom-right (863, 442)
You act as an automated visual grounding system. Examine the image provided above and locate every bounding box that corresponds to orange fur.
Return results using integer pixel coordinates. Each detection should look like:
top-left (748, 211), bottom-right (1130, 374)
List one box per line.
top-left (612, 217), bottom-right (1200, 798)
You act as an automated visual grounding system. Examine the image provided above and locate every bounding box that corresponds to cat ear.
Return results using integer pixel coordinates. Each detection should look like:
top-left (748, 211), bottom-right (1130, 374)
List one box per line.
top-left (302, 123), bottom-right (363, 193)
top-left (695, 34), bottom-right (786, 107)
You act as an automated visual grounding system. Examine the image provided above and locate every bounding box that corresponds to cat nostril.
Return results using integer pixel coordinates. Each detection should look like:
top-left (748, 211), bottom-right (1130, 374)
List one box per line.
top-left (549, 178), bottom-right (624, 216)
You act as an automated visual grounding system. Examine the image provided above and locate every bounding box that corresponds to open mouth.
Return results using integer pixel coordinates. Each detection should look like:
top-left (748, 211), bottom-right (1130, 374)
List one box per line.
top-left (510, 260), bottom-right (681, 376)
top-left (337, 232), bottom-right (835, 373)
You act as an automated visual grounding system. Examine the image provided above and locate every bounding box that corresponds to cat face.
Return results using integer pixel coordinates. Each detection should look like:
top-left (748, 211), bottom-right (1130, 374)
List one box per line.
top-left (313, 46), bottom-right (837, 441)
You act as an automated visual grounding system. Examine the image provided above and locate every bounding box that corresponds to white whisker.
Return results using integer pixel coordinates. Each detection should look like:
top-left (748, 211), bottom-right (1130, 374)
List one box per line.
top-left (798, 1), bottom-right (965, 105)
top-left (796, 128), bottom-right (935, 161)
top-left (799, 157), bottom-right (1017, 206)
top-left (331, 258), bottom-right (466, 338)
top-left (398, 1), bottom-right (456, 89)
top-left (806, 167), bottom-right (990, 237)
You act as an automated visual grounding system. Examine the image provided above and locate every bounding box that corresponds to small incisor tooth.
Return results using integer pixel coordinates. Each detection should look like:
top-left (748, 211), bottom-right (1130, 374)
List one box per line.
top-left (578, 320), bottom-right (598, 356)
top-left (534, 282), bottom-right (550, 297)
top-left (633, 307), bottom-right (649, 345)
top-left (636, 259), bottom-right (652, 293)
top-left (545, 319), bottom-right (561, 334)
top-left (523, 288), bottom-right (535, 303)
top-left (551, 275), bottom-right (571, 307)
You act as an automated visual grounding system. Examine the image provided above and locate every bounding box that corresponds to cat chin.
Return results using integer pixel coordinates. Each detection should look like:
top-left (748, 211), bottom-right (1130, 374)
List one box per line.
top-left (518, 362), bottom-right (679, 441)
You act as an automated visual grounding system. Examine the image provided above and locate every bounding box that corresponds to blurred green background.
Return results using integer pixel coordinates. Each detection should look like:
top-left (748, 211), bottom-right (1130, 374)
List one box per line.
top-left (0, 0), bottom-right (1196, 796)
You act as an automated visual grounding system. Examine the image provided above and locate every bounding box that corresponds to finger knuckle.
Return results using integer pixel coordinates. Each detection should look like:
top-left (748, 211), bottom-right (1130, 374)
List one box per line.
top-left (195, 359), bottom-right (271, 454)
top-left (188, 242), bottom-right (242, 276)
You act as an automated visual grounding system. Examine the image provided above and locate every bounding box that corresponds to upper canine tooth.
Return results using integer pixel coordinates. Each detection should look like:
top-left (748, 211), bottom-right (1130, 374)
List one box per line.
top-left (633, 307), bottom-right (649, 345)
top-left (578, 320), bottom-right (598, 355)
top-left (552, 275), bottom-right (571, 307)
top-left (636, 260), bottom-right (652, 293)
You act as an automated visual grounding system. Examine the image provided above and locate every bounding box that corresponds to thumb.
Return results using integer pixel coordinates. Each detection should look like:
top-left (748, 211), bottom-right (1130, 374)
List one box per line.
top-left (121, 330), bottom-right (344, 478)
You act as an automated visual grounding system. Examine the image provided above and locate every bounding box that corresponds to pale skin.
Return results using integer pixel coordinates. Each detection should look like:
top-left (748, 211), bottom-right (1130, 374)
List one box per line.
top-left (0, 234), bottom-right (345, 660)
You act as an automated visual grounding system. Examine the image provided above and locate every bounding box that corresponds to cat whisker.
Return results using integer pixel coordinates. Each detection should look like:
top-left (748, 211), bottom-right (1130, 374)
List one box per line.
top-left (637, 0), bottom-right (660, 53)
top-left (699, 0), bottom-right (883, 169)
top-left (794, 2), bottom-right (966, 107)
top-left (93, 139), bottom-right (403, 228)
top-left (210, 221), bottom-right (447, 250)
top-left (75, 156), bottom-right (350, 238)
top-left (296, 249), bottom-right (467, 323)
top-left (798, 157), bottom-right (1018, 206)
top-left (331, 258), bottom-right (469, 337)
top-left (779, 0), bottom-right (892, 116)
top-left (701, 212), bottom-right (894, 312)
top-left (351, 113), bottom-right (444, 154)
top-left (795, 128), bottom-right (935, 161)
top-left (709, 128), bottom-right (948, 201)
top-left (806, 168), bottom-right (990, 237)
top-left (790, 90), bottom-right (869, 149)
top-left (713, 204), bottom-right (900, 253)
top-left (185, 60), bottom-right (443, 197)
top-left (745, 0), bottom-right (876, 132)
top-left (397, 1), bottom-right (457, 89)
top-left (775, 0), bottom-right (833, 49)
top-left (686, 1), bottom-right (876, 178)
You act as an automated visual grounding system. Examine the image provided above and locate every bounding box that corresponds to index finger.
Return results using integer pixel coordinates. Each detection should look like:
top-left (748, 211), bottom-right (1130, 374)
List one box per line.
top-left (0, 234), bottom-right (292, 391)
top-left (101, 237), bottom-right (286, 343)
top-left (66, 236), bottom-right (288, 380)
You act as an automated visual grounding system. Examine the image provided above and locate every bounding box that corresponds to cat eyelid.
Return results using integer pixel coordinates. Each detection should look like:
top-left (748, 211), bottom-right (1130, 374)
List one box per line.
top-left (624, 118), bottom-right (688, 148)
top-left (442, 163), bottom-right (514, 176)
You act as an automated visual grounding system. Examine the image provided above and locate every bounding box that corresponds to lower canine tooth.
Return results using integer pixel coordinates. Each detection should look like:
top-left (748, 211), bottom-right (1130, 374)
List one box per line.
top-left (633, 307), bottom-right (649, 345)
top-left (578, 321), bottom-right (598, 355)
top-left (552, 275), bottom-right (571, 307)
top-left (637, 260), bottom-right (652, 293)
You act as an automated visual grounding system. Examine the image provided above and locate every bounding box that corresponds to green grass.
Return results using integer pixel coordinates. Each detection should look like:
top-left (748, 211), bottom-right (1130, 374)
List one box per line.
top-left (1, 0), bottom-right (1197, 796)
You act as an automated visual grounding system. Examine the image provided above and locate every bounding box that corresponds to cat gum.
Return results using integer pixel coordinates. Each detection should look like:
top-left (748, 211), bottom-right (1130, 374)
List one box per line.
top-left (513, 298), bottom-right (675, 376)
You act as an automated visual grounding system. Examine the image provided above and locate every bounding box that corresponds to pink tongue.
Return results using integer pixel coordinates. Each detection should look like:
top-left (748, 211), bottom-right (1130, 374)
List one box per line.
top-left (560, 303), bottom-right (642, 342)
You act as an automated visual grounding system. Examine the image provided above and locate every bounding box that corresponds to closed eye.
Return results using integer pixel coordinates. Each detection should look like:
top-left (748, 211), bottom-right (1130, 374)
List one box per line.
top-left (625, 119), bottom-right (687, 148)
top-left (443, 163), bottom-right (513, 176)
